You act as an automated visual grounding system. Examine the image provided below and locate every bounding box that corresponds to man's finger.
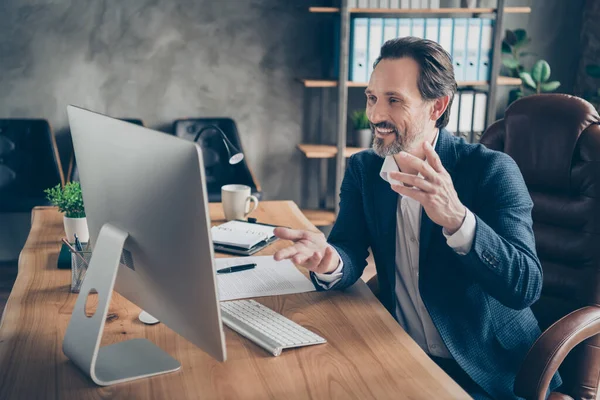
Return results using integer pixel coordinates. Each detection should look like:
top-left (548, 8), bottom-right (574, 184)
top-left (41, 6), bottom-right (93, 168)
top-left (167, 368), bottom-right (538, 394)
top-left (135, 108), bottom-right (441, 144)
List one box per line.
top-left (273, 245), bottom-right (299, 261)
top-left (423, 141), bottom-right (446, 174)
top-left (274, 227), bottom-right (308, 242)
top-left (303, 251), bottom-right (323, 271)
top-left (397, 152), bottom-right (438, 181)
top-left (315, 246), bottom-right (334, 274)
top-left (391, 184), bottom-right (428, 203)
top-left (389, 171), bottom-right (436, 193)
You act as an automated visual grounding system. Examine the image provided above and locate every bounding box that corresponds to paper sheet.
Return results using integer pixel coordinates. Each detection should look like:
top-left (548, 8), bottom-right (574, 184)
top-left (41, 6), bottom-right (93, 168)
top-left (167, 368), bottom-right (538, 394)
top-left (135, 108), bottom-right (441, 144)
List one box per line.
top-left (216, 256), bottom-right (315, 301)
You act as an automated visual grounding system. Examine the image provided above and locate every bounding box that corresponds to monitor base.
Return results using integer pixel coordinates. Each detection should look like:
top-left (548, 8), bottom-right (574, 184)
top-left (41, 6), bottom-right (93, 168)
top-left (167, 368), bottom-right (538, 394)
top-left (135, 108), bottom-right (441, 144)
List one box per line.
top-left (62, 223), bottom-right (181, 386)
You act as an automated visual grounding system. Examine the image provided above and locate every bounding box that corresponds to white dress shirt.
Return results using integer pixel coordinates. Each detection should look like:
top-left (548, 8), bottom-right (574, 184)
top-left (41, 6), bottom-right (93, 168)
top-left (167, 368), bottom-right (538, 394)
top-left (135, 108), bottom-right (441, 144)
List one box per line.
top-left (315, 131), bottom-right (477, 359)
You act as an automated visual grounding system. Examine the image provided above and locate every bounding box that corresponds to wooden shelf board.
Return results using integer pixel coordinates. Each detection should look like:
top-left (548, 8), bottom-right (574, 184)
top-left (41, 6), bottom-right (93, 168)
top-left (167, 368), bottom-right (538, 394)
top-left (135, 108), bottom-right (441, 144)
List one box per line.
top-left (309, 6), bottom-right (531, 14)
top-left (301, 209), bottom-right (336, 227)
top-left (301, 77), bottom-right (521, 88)
top-left (297, 144), bottom-right (367, 159)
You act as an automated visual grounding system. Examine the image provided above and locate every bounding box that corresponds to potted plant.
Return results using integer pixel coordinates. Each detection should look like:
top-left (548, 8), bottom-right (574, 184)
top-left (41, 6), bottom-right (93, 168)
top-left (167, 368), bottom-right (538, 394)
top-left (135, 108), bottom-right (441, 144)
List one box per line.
top-left (45, 181), bottom-right (89, 243)
top-left (501, 29), bottom-right (561, 105)
top-left (350, 110), bottom-right (372, 149)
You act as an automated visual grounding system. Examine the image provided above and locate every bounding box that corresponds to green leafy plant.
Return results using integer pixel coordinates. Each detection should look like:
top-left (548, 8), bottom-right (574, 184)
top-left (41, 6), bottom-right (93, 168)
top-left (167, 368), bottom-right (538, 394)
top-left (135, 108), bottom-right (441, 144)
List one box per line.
top-left (350, 110), bottom-right (371, 130)
top-left (501, 29), bottom-right (560, 103)
top-left (44, 182), bottom-right (86, 218)
top-left (519, 60), bottom-right (561, 94)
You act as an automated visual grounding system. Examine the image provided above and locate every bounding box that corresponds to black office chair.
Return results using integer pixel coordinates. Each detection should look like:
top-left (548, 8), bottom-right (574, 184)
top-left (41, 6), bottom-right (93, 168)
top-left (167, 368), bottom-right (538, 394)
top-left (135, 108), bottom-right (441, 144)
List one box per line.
top-left (67, 118), bottom-right (145, 182)
top-left (0, 119), bottom-right (64, 212)
top-left (172, 118), bottom-right (262, 202)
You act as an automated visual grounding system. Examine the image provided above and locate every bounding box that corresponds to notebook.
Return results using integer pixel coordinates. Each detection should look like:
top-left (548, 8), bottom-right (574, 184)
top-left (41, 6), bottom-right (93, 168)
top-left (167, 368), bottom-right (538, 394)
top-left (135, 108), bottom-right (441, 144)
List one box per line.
top-left (211, 220), bottom-right (279, 256)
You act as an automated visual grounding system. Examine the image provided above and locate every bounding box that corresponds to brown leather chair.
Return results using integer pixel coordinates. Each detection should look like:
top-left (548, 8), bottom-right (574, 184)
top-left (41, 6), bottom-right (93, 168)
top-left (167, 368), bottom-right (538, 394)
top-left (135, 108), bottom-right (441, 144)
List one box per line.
top-left (480, 94), bottom-right (600, 400)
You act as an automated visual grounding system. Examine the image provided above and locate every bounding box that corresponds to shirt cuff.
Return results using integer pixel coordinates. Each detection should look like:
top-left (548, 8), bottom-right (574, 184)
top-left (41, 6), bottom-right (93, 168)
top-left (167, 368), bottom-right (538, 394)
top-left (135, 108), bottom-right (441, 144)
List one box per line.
top-left (313, 245), bottom-right (344, 289)
top-left (442, 208), bottom-right (476, 255)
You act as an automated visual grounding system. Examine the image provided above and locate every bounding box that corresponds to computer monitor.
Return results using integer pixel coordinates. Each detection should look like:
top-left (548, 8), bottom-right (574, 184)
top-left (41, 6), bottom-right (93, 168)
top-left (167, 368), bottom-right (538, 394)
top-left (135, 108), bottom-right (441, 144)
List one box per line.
top-left (62, 105), bottom-right (226, 386)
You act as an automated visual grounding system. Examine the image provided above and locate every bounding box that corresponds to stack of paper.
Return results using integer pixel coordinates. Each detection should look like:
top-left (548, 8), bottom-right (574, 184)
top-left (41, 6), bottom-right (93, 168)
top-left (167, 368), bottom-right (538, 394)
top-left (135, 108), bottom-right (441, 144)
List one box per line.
top-left (215, 256), bottom-right (316, 301)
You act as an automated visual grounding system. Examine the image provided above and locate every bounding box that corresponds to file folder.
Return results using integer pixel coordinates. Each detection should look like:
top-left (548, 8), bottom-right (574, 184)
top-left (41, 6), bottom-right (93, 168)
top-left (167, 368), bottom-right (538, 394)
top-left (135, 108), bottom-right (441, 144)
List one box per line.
top-left (438, 18), bottom-right (454, 57)
top-left (367, 18), bottom-right (384, 79)
top-left (358, 0), bottom-right (369, 7)
top-left (478, 19), bottom-right (493, 81)
top-left (398, 19), bottom-right (411, 37)
top-left (384, 18), bottom-right (398, 42)
top-left (430, 0), bottom-right (440, 7)
top-left (411, 18), bottom-right (425, 39)
top-left (447, 93), bottom-right (460, 134)
top-left (466, 19), bottom-right (482, 81)
top-left (472, 92), bottom-right (488, 142)
top-left (425, 18), bottom-right (439, 43)
top-left (390, 0), bottom-right (400, 7)
top-left (401, 0), bottom-right (410, 8)
top-left (351, 18), bottom-right (369, 83)
top-left (458, 91), bottom-right (475, 141)
top-left (452, 19), bottom-right (468, 82)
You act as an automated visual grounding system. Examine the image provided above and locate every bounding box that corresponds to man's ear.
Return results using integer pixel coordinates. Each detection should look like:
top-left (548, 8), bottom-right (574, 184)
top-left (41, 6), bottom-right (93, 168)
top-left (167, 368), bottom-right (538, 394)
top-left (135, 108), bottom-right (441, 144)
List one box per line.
top-left (431, 95), bottom-right (450, 122)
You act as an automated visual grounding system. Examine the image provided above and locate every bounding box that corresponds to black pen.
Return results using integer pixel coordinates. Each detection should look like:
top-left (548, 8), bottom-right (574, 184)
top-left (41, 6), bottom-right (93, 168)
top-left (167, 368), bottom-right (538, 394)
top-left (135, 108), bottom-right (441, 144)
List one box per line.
top-left (217, 263), bottom-right (257, 274)
top-left (74, 233), bottom-right (83, 252)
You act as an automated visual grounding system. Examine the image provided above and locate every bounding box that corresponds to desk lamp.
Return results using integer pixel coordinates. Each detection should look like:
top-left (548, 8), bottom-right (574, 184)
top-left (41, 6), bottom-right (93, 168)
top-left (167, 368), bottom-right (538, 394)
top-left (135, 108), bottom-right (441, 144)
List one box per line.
top-left (189, 124), bottom-right (244, 165)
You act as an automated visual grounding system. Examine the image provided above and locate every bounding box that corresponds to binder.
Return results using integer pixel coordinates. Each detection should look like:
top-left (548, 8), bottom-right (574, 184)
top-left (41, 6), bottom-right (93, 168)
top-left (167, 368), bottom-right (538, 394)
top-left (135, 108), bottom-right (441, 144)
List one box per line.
top-left (398, 19), bottom-right (411, 37)
top-left (472, 92), bottom-right (488, 142)
top-left (452, 18), bottom-right (468, 82)
top-left (383, 18), bottom-right (398, 42)
top-left (410, 0), bottom-right (422, 8)
top-left (358, 0), bottom-right (369, 7)
top-left (411, 18), bottom-right (425, 38)
top-left (350, 18), bottom-right (369, 83)
top-left (401, 0), bottom-right (410, 9)
top-left (438, 18), bottom-right (454, 57)
top-left (390, 0), bottom-right (400, 7)
top-left (367, 18), bottom-right (384, 79)
top-left (425, 18), bottom-right (439, 43)
top-left (447, 93), bottom-right (460, 134)
top-left (478, 19), bottom-right (493, 81)
top-left (430, 0), bottom-right (440, 7)
top-left (348, 0), bottom-right (358, 7)
top-left (465, 18), bottom-right (482, 81)
top-left (458, 91), bottom-right (475, 141)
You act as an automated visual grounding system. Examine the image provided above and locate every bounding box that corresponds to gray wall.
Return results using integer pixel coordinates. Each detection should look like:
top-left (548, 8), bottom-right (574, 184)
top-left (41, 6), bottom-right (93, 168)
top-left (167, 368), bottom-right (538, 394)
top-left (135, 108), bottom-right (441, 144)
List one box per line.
top-left (0, 0), bottom-right (326, 203)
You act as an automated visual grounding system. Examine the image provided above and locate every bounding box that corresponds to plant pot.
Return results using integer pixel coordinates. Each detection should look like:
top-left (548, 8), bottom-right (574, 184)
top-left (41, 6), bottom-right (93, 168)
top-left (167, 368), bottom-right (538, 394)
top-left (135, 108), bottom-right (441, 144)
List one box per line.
top-left (63, 216), bottom-right (89, 243)
top-left (355, 129), bottom-right (373, 149)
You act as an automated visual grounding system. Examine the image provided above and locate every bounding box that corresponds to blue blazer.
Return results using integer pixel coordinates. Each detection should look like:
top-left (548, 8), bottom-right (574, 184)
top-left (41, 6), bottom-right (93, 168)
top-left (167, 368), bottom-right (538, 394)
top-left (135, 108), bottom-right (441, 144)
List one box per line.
top-left (312, 129), bottom-right (561, 399)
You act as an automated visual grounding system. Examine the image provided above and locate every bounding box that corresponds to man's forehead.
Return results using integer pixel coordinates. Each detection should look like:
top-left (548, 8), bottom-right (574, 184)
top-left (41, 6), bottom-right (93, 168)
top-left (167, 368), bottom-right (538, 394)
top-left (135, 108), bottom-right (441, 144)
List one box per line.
top-left (367, 57), bottom-right (420, 96)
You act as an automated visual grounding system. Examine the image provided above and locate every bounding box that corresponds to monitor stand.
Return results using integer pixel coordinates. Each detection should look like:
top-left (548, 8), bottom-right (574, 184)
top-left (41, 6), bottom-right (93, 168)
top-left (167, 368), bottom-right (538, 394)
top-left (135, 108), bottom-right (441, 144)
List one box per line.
top-left (62, 223), bottom-right (181, 386)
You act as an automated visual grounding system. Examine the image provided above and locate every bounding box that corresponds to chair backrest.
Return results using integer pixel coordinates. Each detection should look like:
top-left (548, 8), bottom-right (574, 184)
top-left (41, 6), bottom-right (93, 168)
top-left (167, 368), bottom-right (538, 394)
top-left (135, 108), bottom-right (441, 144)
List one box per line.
top-left (480, 94), bottom-right (600, 398)
top-left (172, 118), bottom-right (261, 202)
top-left (0, 119), bottom-right (64, 212)
top-left (68, 118), bottom-right (145, 182)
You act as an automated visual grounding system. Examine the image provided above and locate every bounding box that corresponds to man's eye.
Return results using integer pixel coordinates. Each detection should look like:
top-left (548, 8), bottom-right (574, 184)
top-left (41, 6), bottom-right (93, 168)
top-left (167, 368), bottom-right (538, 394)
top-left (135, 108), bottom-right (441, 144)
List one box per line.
top-left (367, 96), bottom-right (376, 102)
top-left (390, 98), bottom-right (399, 103)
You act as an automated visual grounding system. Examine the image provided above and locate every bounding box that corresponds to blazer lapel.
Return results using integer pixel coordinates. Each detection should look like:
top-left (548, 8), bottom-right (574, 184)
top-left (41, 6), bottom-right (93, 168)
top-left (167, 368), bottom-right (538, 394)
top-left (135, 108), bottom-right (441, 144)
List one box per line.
top-left (372, 164), bottom-right (398, 285)
top-left (419, 129), bottom-right (459, 263)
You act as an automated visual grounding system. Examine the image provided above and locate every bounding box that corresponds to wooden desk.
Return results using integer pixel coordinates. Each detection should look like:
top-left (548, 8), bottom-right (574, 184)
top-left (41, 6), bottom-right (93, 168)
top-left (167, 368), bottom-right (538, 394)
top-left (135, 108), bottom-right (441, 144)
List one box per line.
top-left (0, 201), bottom-right (469, 399)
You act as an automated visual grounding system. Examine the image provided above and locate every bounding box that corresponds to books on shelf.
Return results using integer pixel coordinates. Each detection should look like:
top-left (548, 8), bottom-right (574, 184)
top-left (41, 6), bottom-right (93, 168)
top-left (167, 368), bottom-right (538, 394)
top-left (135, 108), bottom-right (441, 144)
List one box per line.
top-left (349, 17), bottom-right (494, 84)
top-left (348, 0), bottom-right (457, 8)
top-left (446, 90), bottom-right (487, 142)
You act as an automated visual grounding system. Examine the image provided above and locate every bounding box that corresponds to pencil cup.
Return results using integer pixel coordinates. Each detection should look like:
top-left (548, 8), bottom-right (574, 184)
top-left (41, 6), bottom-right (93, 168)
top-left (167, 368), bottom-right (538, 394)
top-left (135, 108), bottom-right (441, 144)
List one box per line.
top-left (71, 250), bottom-right (92, 293)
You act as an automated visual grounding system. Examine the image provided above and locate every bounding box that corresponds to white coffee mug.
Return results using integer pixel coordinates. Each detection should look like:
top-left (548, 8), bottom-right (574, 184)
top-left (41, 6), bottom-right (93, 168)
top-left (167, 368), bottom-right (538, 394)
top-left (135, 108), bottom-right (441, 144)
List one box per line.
top-left (221, 184), bottom-right (259, 221)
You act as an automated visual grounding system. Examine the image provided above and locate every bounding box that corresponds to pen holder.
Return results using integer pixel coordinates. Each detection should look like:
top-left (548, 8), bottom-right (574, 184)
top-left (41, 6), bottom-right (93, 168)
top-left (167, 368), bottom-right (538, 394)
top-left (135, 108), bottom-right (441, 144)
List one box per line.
top-left (71, 249), bottom-right (92, 293)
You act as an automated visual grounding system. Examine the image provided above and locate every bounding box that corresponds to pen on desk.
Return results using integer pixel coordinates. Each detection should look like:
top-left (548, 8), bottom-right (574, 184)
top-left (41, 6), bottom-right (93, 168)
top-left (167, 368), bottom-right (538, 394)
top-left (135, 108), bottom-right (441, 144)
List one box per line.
top-left (217, 263), bottom-right (257, 274)
top-left (74, 233), bottom-right (83, 252)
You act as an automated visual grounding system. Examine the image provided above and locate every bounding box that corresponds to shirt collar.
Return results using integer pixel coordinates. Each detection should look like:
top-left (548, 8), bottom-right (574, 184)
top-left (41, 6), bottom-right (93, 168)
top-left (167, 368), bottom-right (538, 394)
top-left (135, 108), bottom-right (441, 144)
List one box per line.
top-left (380, 129), bottom-right (440, 184)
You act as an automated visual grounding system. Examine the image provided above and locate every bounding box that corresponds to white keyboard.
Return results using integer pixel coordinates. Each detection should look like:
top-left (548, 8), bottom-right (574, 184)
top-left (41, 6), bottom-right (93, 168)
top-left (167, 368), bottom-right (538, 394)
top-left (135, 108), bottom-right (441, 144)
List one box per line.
top-left (220, 299), bottom-right (326, 356)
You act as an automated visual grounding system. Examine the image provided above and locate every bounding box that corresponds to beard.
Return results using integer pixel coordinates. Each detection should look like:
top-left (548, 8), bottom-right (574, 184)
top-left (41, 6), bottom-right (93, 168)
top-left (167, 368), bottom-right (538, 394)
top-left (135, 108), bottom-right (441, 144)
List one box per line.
top-left (371, 119), bottom-right (426, 158)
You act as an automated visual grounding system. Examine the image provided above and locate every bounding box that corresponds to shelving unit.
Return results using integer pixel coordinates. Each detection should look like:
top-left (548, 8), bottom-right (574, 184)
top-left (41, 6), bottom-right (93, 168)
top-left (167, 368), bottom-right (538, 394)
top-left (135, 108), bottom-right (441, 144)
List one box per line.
top-left (299, 0), bottom-right (527, 226)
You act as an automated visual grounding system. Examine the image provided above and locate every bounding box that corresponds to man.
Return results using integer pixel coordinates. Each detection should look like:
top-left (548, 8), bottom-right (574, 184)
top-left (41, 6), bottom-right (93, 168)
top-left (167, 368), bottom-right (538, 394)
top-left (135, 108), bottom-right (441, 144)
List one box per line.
top-left (274, 37), bottom-right (561, 399)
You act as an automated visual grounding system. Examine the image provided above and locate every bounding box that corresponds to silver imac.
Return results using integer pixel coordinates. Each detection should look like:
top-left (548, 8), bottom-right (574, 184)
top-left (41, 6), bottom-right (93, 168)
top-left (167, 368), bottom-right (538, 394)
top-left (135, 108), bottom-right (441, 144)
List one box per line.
top-left (62, 105), bottom-right (226, 386)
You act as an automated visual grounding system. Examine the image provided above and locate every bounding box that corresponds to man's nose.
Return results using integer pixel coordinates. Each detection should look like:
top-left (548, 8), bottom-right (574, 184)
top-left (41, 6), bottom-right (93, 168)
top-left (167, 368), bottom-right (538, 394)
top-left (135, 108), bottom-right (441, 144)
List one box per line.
top-left (368, 103), bottom-right (388, 125)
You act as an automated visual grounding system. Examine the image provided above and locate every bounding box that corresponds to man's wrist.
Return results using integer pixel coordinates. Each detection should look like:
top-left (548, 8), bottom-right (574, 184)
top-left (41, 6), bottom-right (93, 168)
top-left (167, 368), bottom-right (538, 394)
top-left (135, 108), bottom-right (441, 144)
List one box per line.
top-left (444, 206), bottom-right (467, 235)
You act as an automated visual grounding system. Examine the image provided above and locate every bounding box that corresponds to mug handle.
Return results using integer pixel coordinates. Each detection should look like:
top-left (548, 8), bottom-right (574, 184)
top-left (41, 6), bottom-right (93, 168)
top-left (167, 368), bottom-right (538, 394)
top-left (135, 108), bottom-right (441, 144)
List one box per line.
top-left (245, 195), bottom-right (259, 217)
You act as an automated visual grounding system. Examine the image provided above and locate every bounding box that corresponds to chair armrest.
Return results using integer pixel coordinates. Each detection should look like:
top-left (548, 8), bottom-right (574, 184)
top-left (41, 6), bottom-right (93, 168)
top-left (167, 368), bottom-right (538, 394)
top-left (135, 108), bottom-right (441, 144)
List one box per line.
top-left (515, 306), bottom-right (600, 400)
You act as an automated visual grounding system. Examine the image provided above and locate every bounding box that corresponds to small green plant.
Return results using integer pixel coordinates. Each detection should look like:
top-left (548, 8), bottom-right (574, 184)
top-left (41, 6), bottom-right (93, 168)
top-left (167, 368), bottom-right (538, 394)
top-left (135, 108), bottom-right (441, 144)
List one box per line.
top-left (44, 182), bottom-right (86, 218)
top-left (519, 60), bottom-right (561, 95)
top-left (501, 29), bottom-right (560, 103)
top-left (350, 110), bottom-right (371, 130)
